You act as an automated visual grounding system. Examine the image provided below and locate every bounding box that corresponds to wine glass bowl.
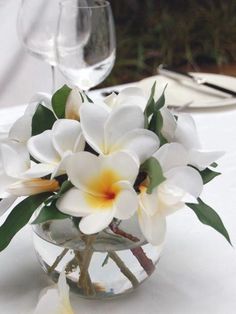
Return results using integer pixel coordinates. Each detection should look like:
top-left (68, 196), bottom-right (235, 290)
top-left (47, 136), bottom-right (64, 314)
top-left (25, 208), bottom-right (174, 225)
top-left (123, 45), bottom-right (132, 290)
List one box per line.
top-left (17, 0), bottom-right (60, 66)
top-left (56, 0), bottom-right (116, 90)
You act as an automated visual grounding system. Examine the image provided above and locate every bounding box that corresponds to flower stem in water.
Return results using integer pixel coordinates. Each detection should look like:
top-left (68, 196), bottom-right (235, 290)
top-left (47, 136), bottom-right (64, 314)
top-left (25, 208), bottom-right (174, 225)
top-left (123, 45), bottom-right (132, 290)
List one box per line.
top-left (110, 224), bottom-right (155, 276)
top-left (78, 234), bottom-right (97, 296)
top-left (48, 248), bottom-right (69, 274)
top-left (108, 251), bottom-right (139, 288)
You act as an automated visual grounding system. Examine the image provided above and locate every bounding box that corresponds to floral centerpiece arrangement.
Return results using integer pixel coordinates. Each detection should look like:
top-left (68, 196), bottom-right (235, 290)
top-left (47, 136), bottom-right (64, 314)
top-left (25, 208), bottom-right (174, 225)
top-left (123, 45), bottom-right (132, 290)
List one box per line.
top-left (0, 84), bottom-right (231, 301)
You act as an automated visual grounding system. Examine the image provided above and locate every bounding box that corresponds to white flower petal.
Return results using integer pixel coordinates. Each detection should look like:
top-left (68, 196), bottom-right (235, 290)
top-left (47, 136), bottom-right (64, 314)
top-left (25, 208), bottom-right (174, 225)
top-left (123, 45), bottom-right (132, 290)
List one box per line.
top-left (23, 102), bottom-right (38, 116)
top-left (115, 87), bottom-right (147, 111)
top-left (28, 130), bottom-right (60, 164)
top-left (34, 271), bottom-right (74, 314)
top-left (174, 114), bottom-right (200, 149)
top-left (7, 178), bottom-right (59, 196)
top-left (153, 143), bottom-right (188, 172)
top-left (52, 119), bottom-right (85, 157)
top-left (0, 196), bottom-right (17, 217)
top-left (165, 166), bottom-right (203, 199)
top-left (80, 102), bottom-right (109, 154)
top-left (57, 187), bottom-right (94, 217)
top-left (103, 92), bottom-right (118, 108)
top-left (161, 107), bottom-right (176, 141)
top-left (51, 154), bottom-right (70, 179)
top-left (113, 181), bottom-right (138, 219)
top-left (66, 152), bottom-right (101, 193)
top-left (157, 182), bottom-right (186, 215)
top-left (65, 87), bottom-right (83, 120)
top-left (79, 209), bottom-right (115, 234)
top-left (0, 171), bottom-right (15, 196)
top-left (29, 92), bottom-right (52, 112)
top-left (138, 207), bottom-right (166, 245)
top-left (8, 114), bottom-right (32, 143)
top-left (66, 152), bottom-right (139, 194)
top-left (34, 288), bottom-right (60, 314)
top-left (58, 271), bottom-right (70, 305)
top-left (101, 152), bottom-right (139, 185)
top-left (104, 105), bottom-right (144, 150)
top-left (23, 163), bottom-right (56, 178)
top-left (188, 149), bottom-right (224, 170)
top-left (73, 133), bottom-right (85, 152)
top-left (1, 142), bottom-right (30, 178)
top-left (112, 129), bottom-right (160, 164)
top-left (139, 186), bottom-right (159, 217)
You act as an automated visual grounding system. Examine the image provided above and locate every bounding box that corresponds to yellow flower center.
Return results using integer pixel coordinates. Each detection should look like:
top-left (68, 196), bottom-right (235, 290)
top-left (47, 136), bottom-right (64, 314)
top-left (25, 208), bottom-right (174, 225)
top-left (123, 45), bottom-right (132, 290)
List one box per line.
top-left (86, 169), bottom-right (121, 209)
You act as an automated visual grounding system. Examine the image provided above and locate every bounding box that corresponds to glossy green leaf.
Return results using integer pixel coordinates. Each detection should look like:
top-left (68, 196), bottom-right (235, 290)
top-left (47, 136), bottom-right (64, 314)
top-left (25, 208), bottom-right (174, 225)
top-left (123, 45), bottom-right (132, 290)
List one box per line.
top-left (32, 203), bottom-right (70, 224)
top-left (144, 81), bottom-right (156, 118)
top-left (153, 84), bottom-right (167, 112)
top-left (44, 181), bottom-right (73, 205)
top-left (190, 166), bottom-right (221, 185)
top-left (58, 180), bottom-right (74, 195)
top-left (52, 85), bottom-right (72, 118)
top-left (31, 104), bottom-right (56, 136)
top-left (200, 168), bottom-right (221, 184)
top-left (0, 193), bottom-right (51, 252)
top-left (149, 110), bottom-right (163, 134)
top-left (210, 162), bottom-right (218, 168)
top-left (148, 111), bottom-right (167, 146)
top-left (187, 198), bottom-right (231, 245)
top-left (141, 157), bottom-right (166, 194)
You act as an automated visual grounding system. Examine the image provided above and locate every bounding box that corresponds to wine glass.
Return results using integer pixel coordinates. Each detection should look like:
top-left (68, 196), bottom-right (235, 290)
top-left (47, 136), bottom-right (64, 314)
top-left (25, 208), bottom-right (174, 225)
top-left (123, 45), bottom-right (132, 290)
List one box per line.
top-left (56, 0), bottom-right (116, 91)
top-left (17, 0), bottom-right (61, 92)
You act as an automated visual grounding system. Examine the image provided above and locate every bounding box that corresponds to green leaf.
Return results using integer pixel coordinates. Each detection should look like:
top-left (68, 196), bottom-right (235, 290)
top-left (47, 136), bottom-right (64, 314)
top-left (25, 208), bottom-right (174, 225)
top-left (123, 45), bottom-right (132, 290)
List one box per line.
top-left (210, 162), bottom-right (218, 168)
top-left (144, 112), bottom-right (149, 129)
top-left (101, 253), bottom-right (109, 267)
top-left (144, 81), bottom-right (156, 117)
top-left (32, 203), bottom-right (70, 224)
top-left (200, 168), bottom-right (221, 184)
top-left (58, 180), bottom-right (74, 195)
top-left (44, 181), bottom-right (74, 205)
top-left (149, 110), bottom-right (163, 133)
top-left (190, 166), bottom-right (221, 185)
top-left (31, 104), bottom-right (56, 136)
top-left (0, 193), bottom-right (51, 252)
top-left (187, 198), bottom-right (231, 245)
top-left (148, 111), bottom-right (168, 146)
top-left (153, 84), bottom-right (167, 112)
top-left (140, 157), bottom-right (166, 194)
top-left (52, 85), bottom-right (72, 119)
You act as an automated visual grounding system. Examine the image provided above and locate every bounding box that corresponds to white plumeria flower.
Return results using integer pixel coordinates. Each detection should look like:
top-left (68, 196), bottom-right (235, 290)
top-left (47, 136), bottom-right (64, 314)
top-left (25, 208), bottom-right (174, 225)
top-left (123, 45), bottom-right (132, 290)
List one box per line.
top-left (57, 151), bottom-right (139, 234)
top-left (65, 87), bottom-right (89, 120)
top-left (80, 102), bottom-right (159, 164)
top-left (28, 119), bottom-right (85, 178)
top-left (161, 109), bottom-right (223, 170)
top-left (33, 271), bottom-right (75, 314)
top-left (138, 143), bottom-right (203, 245)
top-left (103, 87), bottom-right (148, 111)
top-left (0, 142), bottom-right (59, 216)
top-left (9, 92), bottom-right (51, 143)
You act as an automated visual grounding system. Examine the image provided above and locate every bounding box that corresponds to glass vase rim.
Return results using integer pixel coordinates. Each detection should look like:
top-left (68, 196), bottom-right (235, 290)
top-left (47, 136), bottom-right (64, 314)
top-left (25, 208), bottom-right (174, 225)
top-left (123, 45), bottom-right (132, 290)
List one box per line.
top-left (59, 0), bottom-right (111, 9)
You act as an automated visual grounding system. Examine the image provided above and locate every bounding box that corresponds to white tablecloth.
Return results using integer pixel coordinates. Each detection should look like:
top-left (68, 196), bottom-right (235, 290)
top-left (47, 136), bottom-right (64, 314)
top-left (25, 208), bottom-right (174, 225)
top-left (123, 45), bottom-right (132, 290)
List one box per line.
top-left (0, 88), bottom-right (236, 314)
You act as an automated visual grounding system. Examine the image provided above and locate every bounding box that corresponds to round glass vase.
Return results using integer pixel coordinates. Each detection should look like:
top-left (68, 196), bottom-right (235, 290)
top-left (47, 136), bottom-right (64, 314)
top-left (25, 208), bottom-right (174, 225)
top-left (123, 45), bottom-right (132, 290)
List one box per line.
top-left (32, 216), bottom-right (164, 299)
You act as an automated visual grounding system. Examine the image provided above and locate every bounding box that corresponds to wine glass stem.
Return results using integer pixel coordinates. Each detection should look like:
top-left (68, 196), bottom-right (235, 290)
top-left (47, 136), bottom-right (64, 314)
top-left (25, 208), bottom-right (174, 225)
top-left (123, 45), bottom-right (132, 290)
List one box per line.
top-left (51, 65), bottom-right (56, 93)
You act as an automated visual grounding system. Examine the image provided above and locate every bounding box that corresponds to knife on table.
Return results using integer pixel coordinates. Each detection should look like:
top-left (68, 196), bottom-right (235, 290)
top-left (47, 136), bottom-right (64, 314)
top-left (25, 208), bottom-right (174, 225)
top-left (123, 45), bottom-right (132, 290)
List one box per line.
top-left (158, 64), bottom-right (236, 97)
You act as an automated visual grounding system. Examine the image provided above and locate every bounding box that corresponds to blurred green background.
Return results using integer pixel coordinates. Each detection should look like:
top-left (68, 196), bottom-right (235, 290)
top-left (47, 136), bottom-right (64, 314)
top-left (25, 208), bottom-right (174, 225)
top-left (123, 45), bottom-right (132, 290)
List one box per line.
top-left (99, 0), bottom-right (236, 88)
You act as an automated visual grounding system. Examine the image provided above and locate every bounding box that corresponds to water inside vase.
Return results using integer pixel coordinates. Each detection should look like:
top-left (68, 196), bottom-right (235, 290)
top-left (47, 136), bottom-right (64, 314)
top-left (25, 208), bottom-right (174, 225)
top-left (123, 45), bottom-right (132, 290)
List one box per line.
top-left (33, 218), bottom-right (163, 299)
